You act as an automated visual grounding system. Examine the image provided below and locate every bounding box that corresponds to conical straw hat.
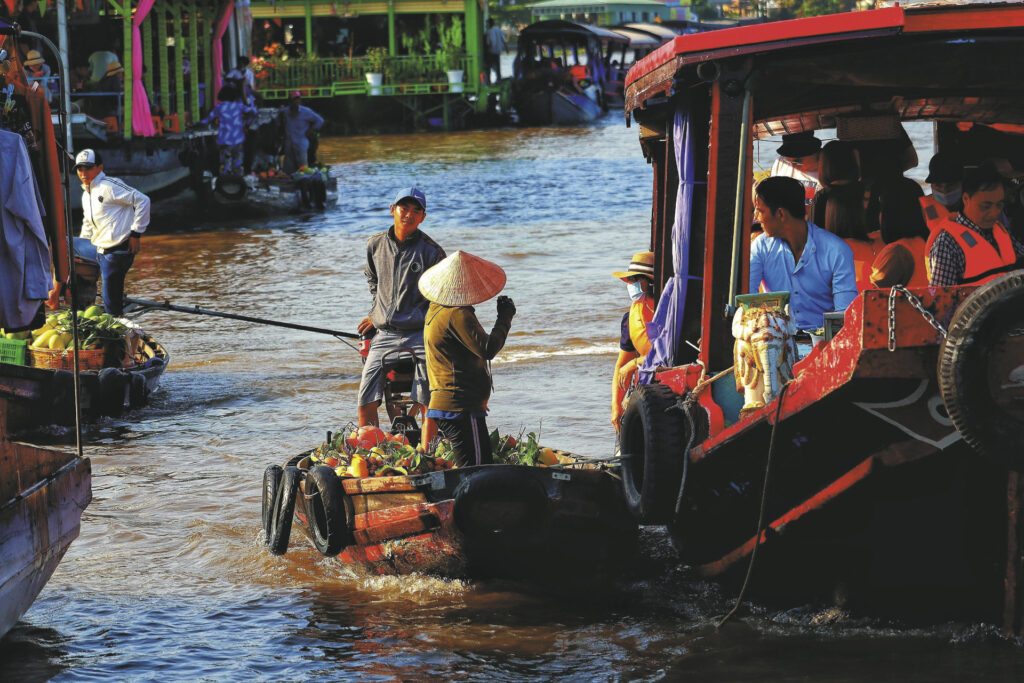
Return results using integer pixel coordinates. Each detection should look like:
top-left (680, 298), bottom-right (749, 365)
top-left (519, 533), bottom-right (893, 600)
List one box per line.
top-left (418, 250), bottom-right (507, 306)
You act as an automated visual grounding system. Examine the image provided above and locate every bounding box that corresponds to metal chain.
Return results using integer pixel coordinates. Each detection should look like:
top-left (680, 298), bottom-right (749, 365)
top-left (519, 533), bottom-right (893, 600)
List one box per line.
top-left (887, 285), bottom-right (949, 352)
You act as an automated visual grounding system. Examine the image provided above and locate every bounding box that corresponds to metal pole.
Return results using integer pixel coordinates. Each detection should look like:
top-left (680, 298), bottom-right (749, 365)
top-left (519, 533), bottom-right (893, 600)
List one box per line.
top-left (726, 84), bottom-right (752, 317)
top-left (56, 0), bottom-right (71, 153)
top-left (24, 30), bottom-right (84, 461)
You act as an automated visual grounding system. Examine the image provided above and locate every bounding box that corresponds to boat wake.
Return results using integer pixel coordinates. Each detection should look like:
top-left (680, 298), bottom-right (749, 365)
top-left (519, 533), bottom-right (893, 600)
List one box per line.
top-left (494, 342), bottom-right (617, 364)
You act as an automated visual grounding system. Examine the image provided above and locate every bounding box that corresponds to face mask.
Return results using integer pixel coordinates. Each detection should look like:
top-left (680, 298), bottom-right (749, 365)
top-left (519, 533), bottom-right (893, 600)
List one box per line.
top-left (932, 188), bottom-right (962, 208)
top-left (627, 281), bottom-right (645, 301)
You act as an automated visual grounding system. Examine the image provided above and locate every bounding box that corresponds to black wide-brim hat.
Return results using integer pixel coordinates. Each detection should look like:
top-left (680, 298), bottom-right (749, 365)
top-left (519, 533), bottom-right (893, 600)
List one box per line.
top-left (776, 131), bottom-right (822, 158)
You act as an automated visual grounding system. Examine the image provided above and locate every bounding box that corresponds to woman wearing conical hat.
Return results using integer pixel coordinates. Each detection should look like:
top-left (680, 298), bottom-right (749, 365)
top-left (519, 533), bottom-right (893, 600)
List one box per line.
top-left (419, 251), bottom-right (516, 467)
top-left (611, 251), bottom-right (656, 432)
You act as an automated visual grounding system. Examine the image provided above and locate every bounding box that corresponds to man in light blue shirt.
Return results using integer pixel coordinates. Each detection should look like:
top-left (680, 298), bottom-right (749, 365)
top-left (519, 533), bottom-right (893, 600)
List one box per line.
top-left (750, 176), bottom-right (857, 331)
top-left (280, 91), bottom-right (324, 173)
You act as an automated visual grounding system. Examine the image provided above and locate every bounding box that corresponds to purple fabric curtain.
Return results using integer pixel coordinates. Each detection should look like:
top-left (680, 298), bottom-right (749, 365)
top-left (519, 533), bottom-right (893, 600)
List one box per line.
top-left (131, 0), bottom-right (156, 136)
top-left (639, 106), bottom-right (697, 384)
top-left (213, 1), bottom-right (236, 103)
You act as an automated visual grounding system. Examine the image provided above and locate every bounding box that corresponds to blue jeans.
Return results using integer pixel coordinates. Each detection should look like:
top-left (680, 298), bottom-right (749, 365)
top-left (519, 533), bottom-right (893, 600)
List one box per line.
top-left (75, 237), bottom-right (133, 315)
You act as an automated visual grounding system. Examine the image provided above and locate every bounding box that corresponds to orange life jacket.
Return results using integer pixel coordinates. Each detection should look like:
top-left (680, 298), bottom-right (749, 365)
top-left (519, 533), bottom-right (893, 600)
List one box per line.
top-left (845, 238), bottom-right (879, 292)
top-left (919, 195), bottom-right (953, 234)
top-left (925, 218), bottom-right (1017, 284)
top-left (629, 295), bottom-right (655, 357)
top-left (895, 236), bottom-right (930, 287)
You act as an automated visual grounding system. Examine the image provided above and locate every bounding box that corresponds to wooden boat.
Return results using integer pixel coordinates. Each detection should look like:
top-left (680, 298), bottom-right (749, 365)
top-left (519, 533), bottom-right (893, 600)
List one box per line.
top-left (0, 394), bottom-right (91, 639)
top-left (620, 1), bottom-right (1024, 634)
top-left (512, 21), bottom-right (627, 125)
top-left (202, 167), bottom-right (339, 213)
top-left (0, 332), bottom-right (169, 428)
top-left (266, 452), bottom-right (638, 579)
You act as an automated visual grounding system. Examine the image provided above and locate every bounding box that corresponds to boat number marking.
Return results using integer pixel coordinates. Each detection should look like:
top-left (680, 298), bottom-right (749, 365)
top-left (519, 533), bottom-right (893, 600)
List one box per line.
top-left (552, 472), bottom-right (571, 481)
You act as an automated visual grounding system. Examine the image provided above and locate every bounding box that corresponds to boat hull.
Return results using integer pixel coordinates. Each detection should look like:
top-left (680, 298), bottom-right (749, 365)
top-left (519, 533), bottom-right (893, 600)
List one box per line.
top-left (514, 89), bottom-right (604, 126)
top-left (0, 435), bottom-right (91, 639)
top-left (0, 334), bottom-right (169, 428)
top-left (289, 456), bottom-right (638, 579)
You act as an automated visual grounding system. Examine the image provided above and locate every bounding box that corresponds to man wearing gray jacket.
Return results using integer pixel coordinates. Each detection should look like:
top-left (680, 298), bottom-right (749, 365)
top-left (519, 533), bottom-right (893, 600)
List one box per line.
top-left (357, 187), bottom-right (446, 431)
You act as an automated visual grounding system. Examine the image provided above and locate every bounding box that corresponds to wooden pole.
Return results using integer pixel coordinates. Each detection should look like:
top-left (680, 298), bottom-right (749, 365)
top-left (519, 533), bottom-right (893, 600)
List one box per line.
top-left (189, 0), bottom-right (201, 123)
top-left (174, 5), bottom-right (186, 126)
top-left (387, 0), bottom-right (395, 56)
top-left (306, 0), bottom-right (315, 56)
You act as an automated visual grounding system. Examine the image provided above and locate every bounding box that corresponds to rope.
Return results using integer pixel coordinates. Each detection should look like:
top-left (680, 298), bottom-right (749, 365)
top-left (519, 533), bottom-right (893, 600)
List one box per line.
top-left (717, 380), bottom-right (791, 628)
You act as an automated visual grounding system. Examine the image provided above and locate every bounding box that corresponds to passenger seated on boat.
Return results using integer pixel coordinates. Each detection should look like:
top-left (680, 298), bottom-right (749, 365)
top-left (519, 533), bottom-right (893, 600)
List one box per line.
top-left (611, 252), bottom-right (656, 432)
top-left (869, 179), bottom-right (930, 288)
top-left (809, 140), bottom-right (860, 227)
top-left (750, 177), bottom-right (857, 335)
top-left (920, 152), bottom-right (964, 232)
top-left (821, 181), bottom-right (877, 292)
top-left (769, 132), bottom-right (823, 205)
top-left (927, 162), bottom-right (1024, 286)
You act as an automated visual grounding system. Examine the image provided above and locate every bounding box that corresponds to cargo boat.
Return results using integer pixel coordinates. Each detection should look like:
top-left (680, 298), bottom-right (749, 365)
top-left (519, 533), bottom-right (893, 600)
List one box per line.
top-left (619, 0), bottom-right (1024, 633)
top-left (266, 452), bottom-right (637, 579)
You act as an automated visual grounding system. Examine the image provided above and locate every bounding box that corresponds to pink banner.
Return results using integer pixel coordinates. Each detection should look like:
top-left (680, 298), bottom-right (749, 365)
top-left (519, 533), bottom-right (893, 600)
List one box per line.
top-left (131, 0), bottom-right (157, 136)
top-left (213, 1), bottom-right (236, 102)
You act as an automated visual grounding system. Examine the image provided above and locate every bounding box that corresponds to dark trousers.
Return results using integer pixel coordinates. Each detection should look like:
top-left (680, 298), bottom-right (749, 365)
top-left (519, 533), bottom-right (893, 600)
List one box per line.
top-left (437, 413), bottom-right (493, 468)
top-left (484, 53), bottom-right (501, 84)
top-left (97, 250), bottom-right (135, 316)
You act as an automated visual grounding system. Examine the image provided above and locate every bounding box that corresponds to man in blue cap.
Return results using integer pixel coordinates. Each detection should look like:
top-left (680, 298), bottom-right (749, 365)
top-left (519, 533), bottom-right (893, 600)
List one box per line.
top-left (357, 187), bottom-right (446, 439)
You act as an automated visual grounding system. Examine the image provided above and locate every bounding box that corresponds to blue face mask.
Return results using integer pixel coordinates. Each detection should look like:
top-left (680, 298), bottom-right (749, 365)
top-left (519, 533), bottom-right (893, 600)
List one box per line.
top-left (627, 280), bottom-right (645, 301)
top-left (932, 188), bottom-right (962, 208)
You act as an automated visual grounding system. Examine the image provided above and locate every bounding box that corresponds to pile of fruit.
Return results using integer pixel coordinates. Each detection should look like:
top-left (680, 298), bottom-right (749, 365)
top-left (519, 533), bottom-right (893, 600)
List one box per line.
top-left (309, 423), bottom-right (457, 479)
top-left (26, 307), bottom-right (130, 351)
top-left (490, 429), bottom-right (561, 467)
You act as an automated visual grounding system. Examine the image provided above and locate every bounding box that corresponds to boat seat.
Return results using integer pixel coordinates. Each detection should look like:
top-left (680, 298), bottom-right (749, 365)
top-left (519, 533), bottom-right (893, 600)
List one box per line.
top-left (709, 368), bottom-right (744, 428)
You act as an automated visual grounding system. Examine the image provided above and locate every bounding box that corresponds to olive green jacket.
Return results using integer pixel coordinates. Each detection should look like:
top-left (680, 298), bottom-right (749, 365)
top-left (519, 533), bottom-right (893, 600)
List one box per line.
top-left (424, 302), bottom-right (512, 412)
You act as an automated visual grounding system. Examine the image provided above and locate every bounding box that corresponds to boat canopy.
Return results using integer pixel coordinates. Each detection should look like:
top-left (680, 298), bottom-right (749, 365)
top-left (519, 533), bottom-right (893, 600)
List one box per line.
top-left (607, 27), bottom-right (663, 50)
top-left (520, 20), bottom-right (629, 45)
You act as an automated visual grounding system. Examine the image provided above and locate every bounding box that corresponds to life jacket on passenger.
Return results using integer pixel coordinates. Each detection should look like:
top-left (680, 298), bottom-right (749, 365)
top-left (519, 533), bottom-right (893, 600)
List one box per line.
top-left (919, 195), bottom-right (954, 234)
top-left (629, 295), bottom-right (655, 357)
top-left (845, 238), bottom-right (879, 292)
top-left (925, 217), bottom-right (1017, 284)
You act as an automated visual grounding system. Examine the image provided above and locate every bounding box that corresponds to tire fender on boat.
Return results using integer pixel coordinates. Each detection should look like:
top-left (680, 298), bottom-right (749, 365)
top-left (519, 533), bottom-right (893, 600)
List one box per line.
top-left (305, 466), bottom-right (355, 556)
top-left (97, 367), bottom-right (128, 417)
top-left (452, 467), bottom-right (548, 538)
top-left (267, 466), bottom-right (300, 555)
top-left (262, 464), bottom-right (283, 538)
top-left (939, 270), bottom-right (1024, 467)
top-left (619, 383), bottom-right (687, 525)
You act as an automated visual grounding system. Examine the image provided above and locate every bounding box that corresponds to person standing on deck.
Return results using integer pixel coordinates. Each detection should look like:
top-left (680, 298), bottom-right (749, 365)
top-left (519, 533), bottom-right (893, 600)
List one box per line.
top-left (279, 91), bottom-right (323, 173)
top-left (770, 131), bottom-right (823, 205)
top-left (610, 251), bottom-right (656, 432)
top-left (199, 84), bottom-right (257, 177)
top-left (420, 251), bottom-right (515, 467)
top-left (75, 149), bottom-right (150, 317)
top-left (750, 177), bottom-right (857, 332)
top-left (357, 188), bottom-right (446, 444)
top-left (484, 18), bottom-right (507, 84)
top-left (927, 161), bottom-right (1024, 286)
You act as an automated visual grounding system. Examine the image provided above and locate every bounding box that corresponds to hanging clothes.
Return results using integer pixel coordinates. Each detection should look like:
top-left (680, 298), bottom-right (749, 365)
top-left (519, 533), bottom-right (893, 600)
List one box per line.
top-left (0, 128), bottom-right (50, 329)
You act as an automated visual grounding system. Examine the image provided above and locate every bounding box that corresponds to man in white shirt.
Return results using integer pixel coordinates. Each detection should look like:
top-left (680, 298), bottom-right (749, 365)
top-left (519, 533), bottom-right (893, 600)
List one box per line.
top-left (75, 149), bottom-right (151, 316)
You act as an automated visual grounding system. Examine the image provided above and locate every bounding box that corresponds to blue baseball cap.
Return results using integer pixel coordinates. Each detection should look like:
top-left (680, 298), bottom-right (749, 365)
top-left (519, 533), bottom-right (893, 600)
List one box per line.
top-left (392, 187), bottom-right (426, 210)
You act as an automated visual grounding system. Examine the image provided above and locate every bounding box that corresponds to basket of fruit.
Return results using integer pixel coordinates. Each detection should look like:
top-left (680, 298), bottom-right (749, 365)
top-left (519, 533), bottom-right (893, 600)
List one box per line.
top-left (27, 306), bottom-right (132, 371)
top-left (309, 423), bottom-right (458, 478)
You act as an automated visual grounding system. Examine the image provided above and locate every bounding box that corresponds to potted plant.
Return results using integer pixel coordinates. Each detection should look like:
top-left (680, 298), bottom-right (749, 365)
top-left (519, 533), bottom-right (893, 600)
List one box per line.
top-left (364, 47), bottom-right (386, 95)
top-left (437, 17), bottom-right (465, 92)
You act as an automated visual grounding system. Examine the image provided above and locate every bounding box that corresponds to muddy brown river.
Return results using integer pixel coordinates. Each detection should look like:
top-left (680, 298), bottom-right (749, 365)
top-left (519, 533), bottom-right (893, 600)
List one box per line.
top-left (2, 118), bottom-right (1022, 681)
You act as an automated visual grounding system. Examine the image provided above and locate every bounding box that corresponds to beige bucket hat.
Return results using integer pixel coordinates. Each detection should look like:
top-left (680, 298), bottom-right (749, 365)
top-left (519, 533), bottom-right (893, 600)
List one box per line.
top-left (418, 250), bottom-right (507, 306)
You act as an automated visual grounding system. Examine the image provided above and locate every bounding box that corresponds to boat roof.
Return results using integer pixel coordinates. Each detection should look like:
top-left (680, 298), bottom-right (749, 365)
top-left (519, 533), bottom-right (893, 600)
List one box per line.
top-left (621, 22), bottom-right (679, 39)
top-left (607, 26), bottom-right (664, 48)
top-left (519, 20), bottom-right (630, 44)
top-left (625, 1), bottom-right (1024, 135)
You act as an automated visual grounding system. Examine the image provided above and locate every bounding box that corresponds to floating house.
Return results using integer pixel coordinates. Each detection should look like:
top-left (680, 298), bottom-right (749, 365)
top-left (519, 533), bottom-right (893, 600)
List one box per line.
top-left (530, 0), bottom-right (670, 26)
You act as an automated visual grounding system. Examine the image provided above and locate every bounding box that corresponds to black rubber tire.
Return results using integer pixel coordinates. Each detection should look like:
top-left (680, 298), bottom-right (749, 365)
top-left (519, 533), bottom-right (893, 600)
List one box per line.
top-left (267, 466), bottom-right (300, 555)
top-left (128, 373), bottom-right (148, 409)
top-left (97, 367), bottom-right (127, 417)
top-left (215, 174), bottom-right (247, 199)
top-left (453, 467), bottom-right (548, 538)
top-left (619, 383), bottom-right (687, 525)
top-left (939, 270), bottom-right (1024, 467)
top-left (305, 466), bottom-right (355, 556)
top-left (262, 465), bottom-right (283, 538)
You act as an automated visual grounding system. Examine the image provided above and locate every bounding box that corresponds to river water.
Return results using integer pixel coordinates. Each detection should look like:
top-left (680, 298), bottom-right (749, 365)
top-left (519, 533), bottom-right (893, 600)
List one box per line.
top-left (3, 117), bottom-right (1023, 681)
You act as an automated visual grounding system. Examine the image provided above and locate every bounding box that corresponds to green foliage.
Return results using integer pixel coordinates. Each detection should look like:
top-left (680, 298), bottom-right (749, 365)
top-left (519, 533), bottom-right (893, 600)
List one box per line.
top-left (436, 16), bottom-right (465, 72)
top-left (364, 46), bottom-right (386, 74)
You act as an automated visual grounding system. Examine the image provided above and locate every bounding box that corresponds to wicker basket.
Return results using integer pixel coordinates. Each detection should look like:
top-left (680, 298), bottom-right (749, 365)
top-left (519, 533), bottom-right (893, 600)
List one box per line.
top-left (29, 346), bottom-right (108, 371)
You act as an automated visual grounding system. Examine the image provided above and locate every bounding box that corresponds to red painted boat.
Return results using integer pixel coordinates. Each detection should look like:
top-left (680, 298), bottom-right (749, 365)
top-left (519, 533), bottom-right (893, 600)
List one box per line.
top-left (620, 1), bottom-right (1024, 632)
top-left (266, 452), bottom-right (638, 579)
